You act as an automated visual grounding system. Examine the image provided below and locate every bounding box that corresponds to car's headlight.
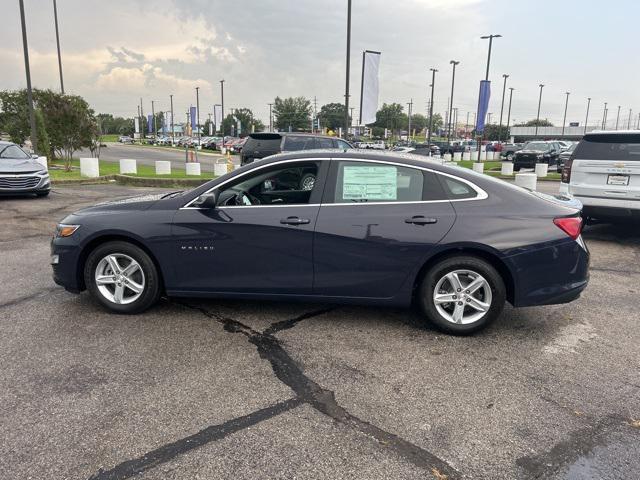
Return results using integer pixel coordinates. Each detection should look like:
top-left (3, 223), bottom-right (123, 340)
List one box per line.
top-left (56, 224), bottom-right (80, 237)
top-left (537, 154), bottom-right (543, 159)
top-left (36, 170), bottom-right (49, 176)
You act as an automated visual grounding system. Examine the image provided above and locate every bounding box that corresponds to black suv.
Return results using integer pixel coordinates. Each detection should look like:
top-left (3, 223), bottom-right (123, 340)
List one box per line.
top-left (513, 141), bottom-right (561, 171)
top-left (240, 133), bottom-right (353, 166)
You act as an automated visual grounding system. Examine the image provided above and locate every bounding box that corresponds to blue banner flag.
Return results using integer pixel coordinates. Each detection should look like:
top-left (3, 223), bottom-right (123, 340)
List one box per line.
top-left (161, 115), bottom-right (166, 134)
top-left (147, 114), bottom-right (153, 133)
top-left (190, 106), bottom-right (197, 133)
top-left (475, 80), bottom-right (491, 134)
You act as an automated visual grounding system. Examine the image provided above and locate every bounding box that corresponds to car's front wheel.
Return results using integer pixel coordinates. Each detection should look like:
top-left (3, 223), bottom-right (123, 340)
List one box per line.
top-left (419, 256), bottom-right (506, 335)
top-left (84, 241), bottom-right (161, 314)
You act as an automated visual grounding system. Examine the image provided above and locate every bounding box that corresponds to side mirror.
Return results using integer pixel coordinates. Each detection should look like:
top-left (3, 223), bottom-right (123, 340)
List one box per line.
top-left (193, 190), bottom-right (219, 209)
top-left (32, 154), bottom-right (39, 159)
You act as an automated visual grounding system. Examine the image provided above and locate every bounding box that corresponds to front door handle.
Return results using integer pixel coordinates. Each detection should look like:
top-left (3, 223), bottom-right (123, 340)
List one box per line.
top-left (280, 216), bottom-right (311, 225)
top-left (405, 216), bottom-right (437, 225)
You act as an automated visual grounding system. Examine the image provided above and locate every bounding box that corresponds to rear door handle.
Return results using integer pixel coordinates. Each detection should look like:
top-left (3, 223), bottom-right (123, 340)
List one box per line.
top-left (405, 216), bottom-right (437, 225)
top-left (280, 216), bottom-right (311, 225)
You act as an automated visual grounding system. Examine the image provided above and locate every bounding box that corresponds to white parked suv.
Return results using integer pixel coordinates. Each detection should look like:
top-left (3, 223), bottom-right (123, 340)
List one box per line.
top-left (560, 131), bottom-right (640, 220)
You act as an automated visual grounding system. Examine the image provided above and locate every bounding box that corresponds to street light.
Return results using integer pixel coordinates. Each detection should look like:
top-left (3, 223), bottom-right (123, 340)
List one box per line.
top-left (615, 105), bottom-right (621, 130)
top-left (219, 80), bottom-right (225, 135)
top-left (447, 60), bottom-right (460, 145)
top-left (498, 74), bottom-right (509, 143)
top-left (535, 84), bottom-right (544, 136)
top-left (268, 103), bottom-right (273, 132)
top-left (561, 92), bottom-right (570, 137)
top-left (506, 87), bottom-right (515, 141)
top-left (602, 102), bottom-right (608, 130)
top-left (169, 94), bottom-right (174, 145)
top-left (18, 0), bottom-right (37, 154)
top-left (53, 0), bottom-right (64, 94)
top-left (344, 0), bottom-right (352, 138)
top-left (407, 99), bottom-right (413, 141)
top-left (427, 68), bottom-right (437, 154)
top-left (584, 97), bottom-right (591, 135)
top-left (628, 108), bottom-right (632, 130)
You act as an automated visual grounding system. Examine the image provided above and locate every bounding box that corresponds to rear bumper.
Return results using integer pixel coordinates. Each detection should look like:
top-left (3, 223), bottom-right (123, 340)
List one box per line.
top-left (506, 238), bottom-right (590, 308)
top-left (559, 183), bottom-right (640, 216)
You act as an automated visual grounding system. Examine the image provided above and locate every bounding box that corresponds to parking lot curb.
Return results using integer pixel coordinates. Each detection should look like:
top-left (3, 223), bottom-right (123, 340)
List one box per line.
top-left (52, 175), bottom-right (212, 188)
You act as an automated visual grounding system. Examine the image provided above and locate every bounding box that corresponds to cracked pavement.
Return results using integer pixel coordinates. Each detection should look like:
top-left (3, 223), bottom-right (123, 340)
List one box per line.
top-left (1, 184), bottom-right (639, 479)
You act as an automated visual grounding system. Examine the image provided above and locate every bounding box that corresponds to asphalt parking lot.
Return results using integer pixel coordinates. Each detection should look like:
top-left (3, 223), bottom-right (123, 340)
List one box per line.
top-left (1, 183), bottom-right (639, 480)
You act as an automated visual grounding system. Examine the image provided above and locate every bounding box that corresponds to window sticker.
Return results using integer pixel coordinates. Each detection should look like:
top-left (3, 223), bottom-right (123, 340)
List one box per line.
top-left (343, 165), bottom-right (397, 200)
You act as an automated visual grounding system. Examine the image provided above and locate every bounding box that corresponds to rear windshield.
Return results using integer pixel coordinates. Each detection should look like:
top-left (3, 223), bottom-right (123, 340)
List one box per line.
top-left (243, 135), bottom-right (282, 153)
top-left (575, 134), bottom-right (640, 161)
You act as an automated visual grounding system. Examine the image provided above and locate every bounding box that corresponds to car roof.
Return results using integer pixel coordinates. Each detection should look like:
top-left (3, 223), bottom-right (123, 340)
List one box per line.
top-left (249, 132), bottom-right (339, 139)
top-left (585, 130), bottom-right (640, 136)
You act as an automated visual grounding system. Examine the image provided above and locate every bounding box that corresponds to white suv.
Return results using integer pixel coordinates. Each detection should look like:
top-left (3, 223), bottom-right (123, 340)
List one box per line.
top-left (560, 131), bottom-right (640, 220)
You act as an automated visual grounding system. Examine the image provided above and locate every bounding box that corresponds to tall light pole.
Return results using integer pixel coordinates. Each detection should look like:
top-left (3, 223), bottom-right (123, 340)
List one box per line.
top-left (427, 68), bottom-right (437, 154)
top-left (535, 84), bottom-right (544, 136)
top-left (268, 103), bottom-right (273, 132)
top-left (406, 99), bottom-right (413, 141)
top-left (584, 97), bottom-right (591, 135)
top-left (18, 0), bottom-right (37, 154)
top-left (615, 105), bottom-right (621, 130)
top-left (561, 91), bottom-right (570, 137)
top-left (219, 80), bottom-right (225, 135)
top-left (498, 74), bottom-right (509, 143)
top-left (506, 87), bottom-right (514, 142)
top-left (169, 94), bottom-right (174, 145)
top-left (602, 102), bottom-right (608, 130)
top-left (139, 97), bottom-right (144, 142)
top-left (151, 100), bottom-right (157, 138)
top-left (195, 86), bottom-right (201, 141)
top-left (53, 0), bottom-right (64, 94)
top-left (447, 60), bottom-right (460, 145)
top-left (477, 34), bottom-right (502, 157)
top-left (343, 0), bottom-right (352, 138)
top-left (628, 108), bottom-right (632, 130)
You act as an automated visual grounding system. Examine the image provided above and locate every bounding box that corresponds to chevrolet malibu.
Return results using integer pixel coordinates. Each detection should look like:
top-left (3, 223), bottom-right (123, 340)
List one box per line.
top-left (51, 151), bottom-right (589, 334)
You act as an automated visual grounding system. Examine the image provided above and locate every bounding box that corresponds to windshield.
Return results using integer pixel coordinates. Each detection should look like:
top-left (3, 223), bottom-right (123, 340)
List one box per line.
top-left (0, 144), bottom-right (31, 160)
top-left (524, 142), bottom-right (549, 151)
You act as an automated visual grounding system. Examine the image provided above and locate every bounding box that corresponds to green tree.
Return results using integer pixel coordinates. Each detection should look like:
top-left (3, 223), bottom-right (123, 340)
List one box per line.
top-left (426, 113), bottom-right (444, 135)
top-left (318, 103), bottom-right (349, 131)
top-left (482, 124), bottom-right (510, 141)
top-left (0, 89), bottom-right (31, 145)
top-left (516, 119), bottom-right (554, 127)
top-left (373, 103), bottom-right (405, 134)
top-left (273, 96), bottom-right (312, 131)
top-left (406, 113), bottom-right (428, 134)
top-left (34, 108), bottom-right (51, 161)
top-left (220, 108), bottom-right (264, 136)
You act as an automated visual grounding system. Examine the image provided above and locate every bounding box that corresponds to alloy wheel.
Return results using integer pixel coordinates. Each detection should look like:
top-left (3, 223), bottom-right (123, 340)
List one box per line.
top-left (301, 175), bottom-right (315, 191)
top-left (94, 253), bottom-right (146, 305)
top-left (432, 269), bottom-right (492, 325)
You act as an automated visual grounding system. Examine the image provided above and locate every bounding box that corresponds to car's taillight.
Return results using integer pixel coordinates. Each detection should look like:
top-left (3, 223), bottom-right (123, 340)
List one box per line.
top-left (561, 154), bottom-right (574, 183)
top-left (554, 216), bottom-right (583, 240)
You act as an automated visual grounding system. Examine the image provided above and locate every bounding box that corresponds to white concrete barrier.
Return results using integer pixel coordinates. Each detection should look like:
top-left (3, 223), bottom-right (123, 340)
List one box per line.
top-left (36, 156), bottom-right (48, 170)
top-left (488, 151), bottom-right (497, 160)
top-left (515, 173), bottom-right (537, 190)
top-left (443, 153), bottom-right (452, 161)
top-left (119, 159), bottom-right (137, 174)
top-left (80, 157), bottom-right (99, 178)
top-left (462, 152), bottom-right (471, 161)
top-left (480, 151), bottom-right (487, 161)
top-left (535, 163), bottom-right (549, 178)
top-left (453, 152), bottom-right (462, 161)
top-left (501, 162), bottom-right (514, 176)
top-left (214, 162), bottom-right (228, 177)
top-left (472, 162), bottom-right (484, 174)
top-left (186, 162), bottom-right (201, 176)
top-left (155, 161), bottom-right (171, 175)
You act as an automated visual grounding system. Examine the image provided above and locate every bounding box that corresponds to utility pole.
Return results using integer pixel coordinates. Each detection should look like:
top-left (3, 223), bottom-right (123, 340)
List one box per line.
top-left (506, 87), bottom-right (514, 141)
top-left (498, 74), bottom-right (509, 142)
top-left (427, 68), bottom-right (437, 154)
top-left (561, 92), bottom-right (570, 137)
top-left (447, 60), bottom-right (460, 145)
top-left (219, 79), bottom-right (225, 135)
top-left (53, 0), bottom-right (64, 94)
top-left (615, 105), bottom-right (621, 130)
top-left (268, 103), bottom-right (273, 132)
top-left (584, 97), bottom-right (591, 135)
top-left (312, 96), bottom-right (318, 133)
top-left (535, 84), bottom-right (544, 136)
top-left (344, 0), bottom-right (352, 138)
top-left (628, 108), bottom-right (632, 129)
top-left (19, 0), bottom-right (37, 154)
top-left (139, 98), bottom-right (144, 143)
top-left (602, 102), bottom-right (608, 130)
top-left (453, 107), bottom-right (458, 139)
top-left (465, 111), bottom-right (470, 138)
top-left (169, 94), bottom-right (175, 145)
top-left (407, 99), bottom-right (413, 142)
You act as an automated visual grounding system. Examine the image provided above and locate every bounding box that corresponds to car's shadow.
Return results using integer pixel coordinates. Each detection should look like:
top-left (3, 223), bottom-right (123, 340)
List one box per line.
top-left (583, 221), bottom-right (640, 245)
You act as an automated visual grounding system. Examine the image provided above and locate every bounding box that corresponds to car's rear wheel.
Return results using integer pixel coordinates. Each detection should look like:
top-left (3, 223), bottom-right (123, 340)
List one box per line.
top-left (419, 256), bottom-right (506, 335)
top-left (84, 241), bottom-right (161, 314)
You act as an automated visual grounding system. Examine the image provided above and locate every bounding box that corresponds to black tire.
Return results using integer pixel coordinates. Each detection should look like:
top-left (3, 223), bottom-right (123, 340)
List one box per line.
top-left (513, 166), bottom-right (521, 172)
top-left (36, 191), bottom-right (50, 197)
top-left (418, 255), bottom-right (506, 335)
top-left (84, 241), bottom-right (161, 314)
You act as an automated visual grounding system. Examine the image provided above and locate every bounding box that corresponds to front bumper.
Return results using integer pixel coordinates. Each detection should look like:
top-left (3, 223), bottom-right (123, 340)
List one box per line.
top-left (51, 236), bottom-right (83, 293)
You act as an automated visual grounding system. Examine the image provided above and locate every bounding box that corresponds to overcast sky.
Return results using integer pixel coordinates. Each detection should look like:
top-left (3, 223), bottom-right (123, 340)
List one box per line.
top-left (2, 0), bottom-right (639, 129)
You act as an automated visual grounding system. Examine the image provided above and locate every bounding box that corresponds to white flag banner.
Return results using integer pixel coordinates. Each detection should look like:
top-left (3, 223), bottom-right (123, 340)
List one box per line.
top-left (134, 117), bottom-right (140, 134)
top-left (359, 50), bottom-right (381, 125)
top-left (214, 105), bottom-right (223, 130)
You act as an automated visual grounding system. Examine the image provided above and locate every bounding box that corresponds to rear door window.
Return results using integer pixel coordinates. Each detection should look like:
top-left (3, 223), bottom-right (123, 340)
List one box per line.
top-left (243, 135), bottom-right (282, 155)
top-left (336, 139), bottom-right (352, 149)
top-left (283, 136), bottom-right (317, 151)
top-left (438, 175), bottom-right (478, 200)
top-left (574, 134), bottom-right (640, 161)
top-left (317, 137), bottom-right (335, 149)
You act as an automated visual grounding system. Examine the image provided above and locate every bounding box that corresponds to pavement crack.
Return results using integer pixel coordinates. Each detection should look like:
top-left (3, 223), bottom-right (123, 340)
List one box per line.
top-left (263, 307), bottom-right (335, 336)
top-left (87, 398), bottom-right (302, 480)
top-left (0, 287), bottom-right (60, 311)
top-left (590, 266), bottom-right (640, 275)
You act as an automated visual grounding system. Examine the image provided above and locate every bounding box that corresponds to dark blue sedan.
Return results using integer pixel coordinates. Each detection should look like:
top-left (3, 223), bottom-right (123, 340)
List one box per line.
top-left (51, 151), bottom-right (589, 334)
